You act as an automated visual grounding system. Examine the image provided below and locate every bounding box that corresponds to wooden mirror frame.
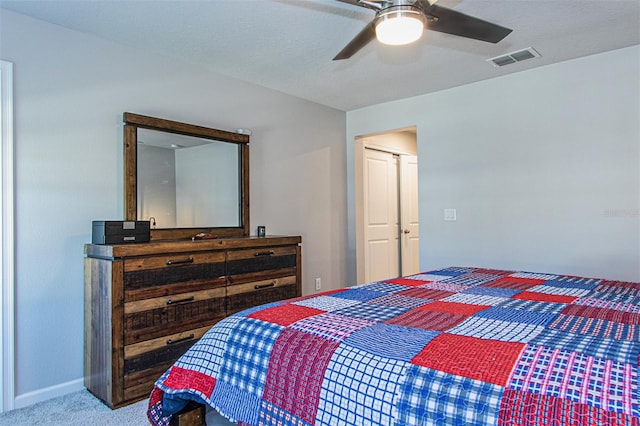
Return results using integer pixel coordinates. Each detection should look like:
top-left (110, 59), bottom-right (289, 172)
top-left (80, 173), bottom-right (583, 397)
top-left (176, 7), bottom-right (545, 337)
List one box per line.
top-left (124, 112), bottom-right (250, 240)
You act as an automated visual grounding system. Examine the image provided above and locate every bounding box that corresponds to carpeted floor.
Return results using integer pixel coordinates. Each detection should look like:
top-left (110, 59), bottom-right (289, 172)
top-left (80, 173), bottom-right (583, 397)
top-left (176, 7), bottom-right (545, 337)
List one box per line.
top-left (0, 389), bottom-right (233, 425)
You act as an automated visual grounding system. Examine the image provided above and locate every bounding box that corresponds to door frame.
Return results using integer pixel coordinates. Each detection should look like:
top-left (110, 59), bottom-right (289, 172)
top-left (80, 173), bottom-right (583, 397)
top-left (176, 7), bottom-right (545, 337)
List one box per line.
top-left (0, 59), bottom-right (15, 413)
top-left (354, 127), bottom-right (417, 284)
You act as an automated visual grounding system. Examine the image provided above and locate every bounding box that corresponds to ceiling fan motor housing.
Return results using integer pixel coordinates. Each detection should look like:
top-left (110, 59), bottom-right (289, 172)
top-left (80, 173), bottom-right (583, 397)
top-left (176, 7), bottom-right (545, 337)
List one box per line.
top-left (375, 5), bottom-right (426, 45)
top-left (376, 5), bottom-right (426, 24)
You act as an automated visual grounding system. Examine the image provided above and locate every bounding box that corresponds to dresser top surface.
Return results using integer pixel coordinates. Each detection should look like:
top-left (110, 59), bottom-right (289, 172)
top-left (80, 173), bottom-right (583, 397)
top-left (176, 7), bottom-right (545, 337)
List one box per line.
top-left (85, 235), bottom-right (301, 259)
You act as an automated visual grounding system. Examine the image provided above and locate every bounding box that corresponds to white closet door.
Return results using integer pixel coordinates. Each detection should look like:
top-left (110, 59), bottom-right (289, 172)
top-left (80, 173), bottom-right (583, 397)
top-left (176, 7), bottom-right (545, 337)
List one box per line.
top-left (400, 155), bottom-right (420, 276)
top-left (363, 148), bottom-right (399, 282)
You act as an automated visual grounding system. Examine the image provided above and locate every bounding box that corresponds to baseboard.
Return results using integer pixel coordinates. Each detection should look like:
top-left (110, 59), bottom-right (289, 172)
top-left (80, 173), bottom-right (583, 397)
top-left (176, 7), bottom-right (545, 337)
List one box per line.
top-left (13, 378), bottom-right (84, 409)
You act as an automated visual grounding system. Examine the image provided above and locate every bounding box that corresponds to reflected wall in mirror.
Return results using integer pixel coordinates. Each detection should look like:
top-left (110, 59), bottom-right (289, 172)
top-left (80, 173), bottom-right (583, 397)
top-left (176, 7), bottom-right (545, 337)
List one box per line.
top-left (124, 113), bottom-right (250, 240)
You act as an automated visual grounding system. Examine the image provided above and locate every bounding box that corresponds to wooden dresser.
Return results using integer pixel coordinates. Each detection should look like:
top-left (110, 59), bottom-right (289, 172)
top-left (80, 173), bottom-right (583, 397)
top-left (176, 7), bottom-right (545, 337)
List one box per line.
top-left (84, 235), bottom-right (301, 408)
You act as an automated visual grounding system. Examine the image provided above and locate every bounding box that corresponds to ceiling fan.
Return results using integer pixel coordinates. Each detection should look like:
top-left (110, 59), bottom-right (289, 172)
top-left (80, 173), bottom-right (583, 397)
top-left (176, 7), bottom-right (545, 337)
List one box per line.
top-left (334, 0), bottom-right (512, 60)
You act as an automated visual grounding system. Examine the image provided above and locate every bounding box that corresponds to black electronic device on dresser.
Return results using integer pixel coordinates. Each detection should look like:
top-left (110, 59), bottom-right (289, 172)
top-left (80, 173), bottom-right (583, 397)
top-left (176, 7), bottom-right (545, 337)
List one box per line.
top-left (91, 220), bottom-right (150, 244)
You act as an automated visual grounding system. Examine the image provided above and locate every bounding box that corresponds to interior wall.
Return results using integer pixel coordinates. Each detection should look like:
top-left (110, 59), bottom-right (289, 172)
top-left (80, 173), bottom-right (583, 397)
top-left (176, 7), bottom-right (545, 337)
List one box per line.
top-left (138, 145), bottom-right (177, 228)
top-left (0, 9), bottom-right (346, 406)
top-left (175, 143), bottom-right (239, 227)
top-left (347, 45), bottom-right (640, 284)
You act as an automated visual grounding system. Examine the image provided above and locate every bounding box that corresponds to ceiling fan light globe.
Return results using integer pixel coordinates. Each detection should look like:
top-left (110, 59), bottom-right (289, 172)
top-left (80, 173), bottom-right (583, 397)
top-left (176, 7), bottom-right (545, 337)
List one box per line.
top-left (375, 8), bottom-right (425, 46)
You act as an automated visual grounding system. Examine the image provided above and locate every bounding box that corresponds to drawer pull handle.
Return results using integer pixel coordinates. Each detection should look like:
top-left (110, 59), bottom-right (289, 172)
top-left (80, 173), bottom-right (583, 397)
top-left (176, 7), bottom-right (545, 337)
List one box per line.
top-left (165, 257), bottom-right (194, 266)
top-left (255, 281), bottom-right (276, 290)
top-left (254, 250), bottom-right (275, 257)
top-left (166, 296), bottom-right (195, 305)
top-left (166, 334), bottom-right (194, 346)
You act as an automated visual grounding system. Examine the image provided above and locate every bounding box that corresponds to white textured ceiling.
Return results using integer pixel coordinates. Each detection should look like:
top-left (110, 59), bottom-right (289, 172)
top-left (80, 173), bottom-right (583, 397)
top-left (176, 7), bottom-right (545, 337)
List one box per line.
top-left (2, 0), bottom-right (639, 111)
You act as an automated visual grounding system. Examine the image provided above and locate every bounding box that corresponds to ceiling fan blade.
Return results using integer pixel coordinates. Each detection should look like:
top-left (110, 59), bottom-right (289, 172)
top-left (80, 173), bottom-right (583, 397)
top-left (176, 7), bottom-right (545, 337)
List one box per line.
top-left (333, 20), bottom-right (376, 60)
top-left (335, 0), bottom-right (381, 12)
top-left (419, 3), bottom-right (512, 43)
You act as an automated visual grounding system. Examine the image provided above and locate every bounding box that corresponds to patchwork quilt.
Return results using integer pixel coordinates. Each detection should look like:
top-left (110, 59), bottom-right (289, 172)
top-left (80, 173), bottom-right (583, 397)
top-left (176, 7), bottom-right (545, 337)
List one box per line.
top-left (147, 267), bottom-right (640, 425)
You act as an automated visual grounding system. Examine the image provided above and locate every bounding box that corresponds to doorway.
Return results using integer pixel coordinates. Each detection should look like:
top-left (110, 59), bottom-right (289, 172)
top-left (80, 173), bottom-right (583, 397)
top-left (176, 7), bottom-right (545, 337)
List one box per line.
top-left (355, 128), bottom-right (419, 284)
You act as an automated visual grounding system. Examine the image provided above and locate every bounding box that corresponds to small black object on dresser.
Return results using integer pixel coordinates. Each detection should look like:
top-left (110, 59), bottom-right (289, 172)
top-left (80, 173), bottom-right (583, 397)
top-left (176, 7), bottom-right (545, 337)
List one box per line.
top-left (91, 220), bottom-right (150, 244)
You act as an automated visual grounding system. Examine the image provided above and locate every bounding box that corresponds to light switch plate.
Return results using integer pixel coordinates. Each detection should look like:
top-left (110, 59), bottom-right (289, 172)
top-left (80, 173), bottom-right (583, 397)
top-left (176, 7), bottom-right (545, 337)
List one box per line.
top-left (444, 208), bottom-right (457, 221)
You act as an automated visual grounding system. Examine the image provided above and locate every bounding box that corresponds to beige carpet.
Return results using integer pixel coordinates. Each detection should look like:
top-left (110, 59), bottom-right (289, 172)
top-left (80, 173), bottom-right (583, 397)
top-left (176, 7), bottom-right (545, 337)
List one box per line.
top-left (0, 389), bottom-right (233, 425)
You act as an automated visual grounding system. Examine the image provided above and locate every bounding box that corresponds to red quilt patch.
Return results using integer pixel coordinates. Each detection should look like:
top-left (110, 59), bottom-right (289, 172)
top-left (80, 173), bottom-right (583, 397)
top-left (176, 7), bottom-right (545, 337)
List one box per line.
top-left (385, 277), bottom-right (430, 287)
top-left (498, 389), bottom-right (639, 426)
top-left (561, 305), bottom-right (640, 325)
top-left (484, 276), bottom-right (545, 291)
top-left (263, 329), bottom-right (339, 424)
top-left (418, 300), bottom-right (490, 316)
top-left (411, 334), bottom-right (525, 386)
top-left (398, 287), bottom-right (455, 300)
top-left (148, 386), bottom-right (163, 406)
top-left (386, 308), bottom-right (467, 331)
top-left (163, 366), bottom-right (216, 397)
top-left (249, 304), bottom-right (324, 326)
top-left (513, 291), bottom-right (577, 304)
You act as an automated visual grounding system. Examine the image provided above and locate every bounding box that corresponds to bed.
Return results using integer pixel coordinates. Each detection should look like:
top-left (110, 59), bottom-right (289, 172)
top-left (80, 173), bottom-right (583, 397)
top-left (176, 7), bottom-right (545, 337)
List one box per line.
top-left (147, 266), bottom-right (640, 425)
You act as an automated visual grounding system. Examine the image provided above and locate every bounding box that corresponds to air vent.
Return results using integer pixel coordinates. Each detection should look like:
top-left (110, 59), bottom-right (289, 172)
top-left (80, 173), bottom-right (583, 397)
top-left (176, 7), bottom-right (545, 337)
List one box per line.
top-left (487, 47), bottom-right (540, 68)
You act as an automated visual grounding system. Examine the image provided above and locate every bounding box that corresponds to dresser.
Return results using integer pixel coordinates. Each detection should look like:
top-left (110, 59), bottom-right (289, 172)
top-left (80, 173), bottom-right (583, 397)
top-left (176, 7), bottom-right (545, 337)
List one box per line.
top-left (84, 235), bottom-right (301, 408)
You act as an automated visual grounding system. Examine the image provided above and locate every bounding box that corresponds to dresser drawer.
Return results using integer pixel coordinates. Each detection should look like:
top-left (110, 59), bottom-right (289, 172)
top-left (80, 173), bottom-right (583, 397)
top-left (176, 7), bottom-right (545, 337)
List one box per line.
top-left (125, 251), bottom-right (225, 272)
top-left (227, 275), bottom-right (298, 314)
top-left (226, 245), bottom-right (299, 314)
top-left (124, 325), bottom-right (212, 361)
top-left (122, 325), bottom-right (213, 402)
top-left (226, 245), bottom-right (297, 275)
top-left (123, 251), bottom-right (226, 302)
top-left (124, 287), bottom-right (226, 344)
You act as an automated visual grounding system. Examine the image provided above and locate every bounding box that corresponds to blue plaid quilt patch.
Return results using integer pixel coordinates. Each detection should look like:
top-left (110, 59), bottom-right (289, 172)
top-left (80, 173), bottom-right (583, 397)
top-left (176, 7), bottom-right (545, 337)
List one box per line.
top-left (396, 365), bottom-right (504, 425)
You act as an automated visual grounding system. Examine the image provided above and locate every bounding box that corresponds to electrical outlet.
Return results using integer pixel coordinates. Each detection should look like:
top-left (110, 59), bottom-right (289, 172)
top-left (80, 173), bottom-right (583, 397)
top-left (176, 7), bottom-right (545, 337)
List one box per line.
top-left (315, 277), bottom-right (322, 291)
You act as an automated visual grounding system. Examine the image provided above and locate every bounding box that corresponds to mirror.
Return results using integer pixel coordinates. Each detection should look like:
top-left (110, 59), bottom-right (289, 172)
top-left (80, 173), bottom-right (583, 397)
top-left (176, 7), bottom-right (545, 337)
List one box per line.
top-left (124, 112), bottom-right (250, 240)
top-left (137, 129), bottom-right (241, 228)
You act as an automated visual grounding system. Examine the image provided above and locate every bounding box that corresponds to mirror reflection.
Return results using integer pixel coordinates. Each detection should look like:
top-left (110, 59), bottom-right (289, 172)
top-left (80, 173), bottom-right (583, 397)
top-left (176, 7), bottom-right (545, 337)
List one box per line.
top-left (137, 128), bottom-right (240, 229)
